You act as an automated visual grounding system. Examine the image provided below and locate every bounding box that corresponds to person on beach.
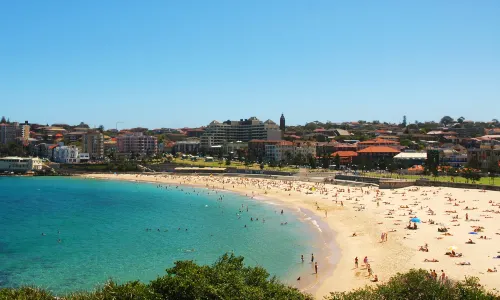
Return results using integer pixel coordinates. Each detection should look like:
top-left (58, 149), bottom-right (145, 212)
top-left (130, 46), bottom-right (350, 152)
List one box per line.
top-left (355, 257), bottom-right (359, 268)
top-left (363, 256), bottom-right (368, 266)
top-left (314, 262), bottom-right (318, 274)
top-left (301, 255), bottom-right (304, 263)
top-left (311, 253), bottom-right (314, 263)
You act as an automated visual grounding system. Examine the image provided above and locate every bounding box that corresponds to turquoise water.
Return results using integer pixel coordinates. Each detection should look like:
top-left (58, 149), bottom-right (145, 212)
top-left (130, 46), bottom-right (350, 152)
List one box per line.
top-left (0, 177), bottom-right (322, 294)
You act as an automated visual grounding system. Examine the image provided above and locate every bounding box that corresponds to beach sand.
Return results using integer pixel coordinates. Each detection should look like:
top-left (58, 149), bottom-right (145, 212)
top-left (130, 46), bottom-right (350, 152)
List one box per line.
top-left (81, 173), bottom-right (500, 299)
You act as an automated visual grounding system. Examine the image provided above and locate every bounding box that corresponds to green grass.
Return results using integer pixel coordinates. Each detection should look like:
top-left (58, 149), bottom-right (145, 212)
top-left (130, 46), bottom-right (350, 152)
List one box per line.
top-left (361, 171), bottom-right (500, 186)
top-left (170, 158), bottom-right (301, 172)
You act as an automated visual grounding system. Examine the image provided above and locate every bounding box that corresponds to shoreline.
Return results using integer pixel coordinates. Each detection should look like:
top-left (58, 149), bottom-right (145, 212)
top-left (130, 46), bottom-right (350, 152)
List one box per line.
top-left (79, 173), bottom-right (500, 299)
top-left (79, 173), bottom-right (336, 295)
top-left (79, 173), bottom-right (395, 299)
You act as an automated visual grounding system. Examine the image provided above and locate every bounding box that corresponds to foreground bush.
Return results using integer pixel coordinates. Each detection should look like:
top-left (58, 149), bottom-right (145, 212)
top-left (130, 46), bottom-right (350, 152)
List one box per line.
top-left (327, 269), bottom-right (499, 300)
top-left (0, 253), bottom-right (311, 300)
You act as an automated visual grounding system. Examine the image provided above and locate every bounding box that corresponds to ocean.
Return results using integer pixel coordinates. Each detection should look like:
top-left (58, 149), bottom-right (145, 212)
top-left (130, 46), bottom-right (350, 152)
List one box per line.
top-left (0, 176), bottom-right (324, 295)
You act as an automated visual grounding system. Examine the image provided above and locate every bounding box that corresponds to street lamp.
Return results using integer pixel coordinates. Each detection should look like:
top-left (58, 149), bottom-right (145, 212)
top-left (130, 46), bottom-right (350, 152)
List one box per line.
top-left (116, 121), bottom-right (124, 131)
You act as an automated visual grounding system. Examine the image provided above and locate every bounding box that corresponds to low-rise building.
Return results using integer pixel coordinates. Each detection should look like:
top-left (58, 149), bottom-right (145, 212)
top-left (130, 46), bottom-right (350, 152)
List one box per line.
top-left (330, 151), bottom-right (358, 165)
top-left (174, 140), bottom-right (200, 154)
top-left (357, 146), bottom-right (401, 159)
top-left (393, 152), bottom-right (427, 166)
top-left (0, 156), bottom-right (43, 172)
top-left (357, 138), bottom-right (400, 150)
top-left (52, 145), bottom-right (80, 163)
top-left (116, 132), bottom-right (158, 156)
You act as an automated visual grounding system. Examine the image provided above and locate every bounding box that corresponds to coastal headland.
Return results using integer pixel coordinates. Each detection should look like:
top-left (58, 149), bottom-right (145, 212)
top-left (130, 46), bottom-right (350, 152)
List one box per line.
top-left (82, 173), bottom-right (500, 299)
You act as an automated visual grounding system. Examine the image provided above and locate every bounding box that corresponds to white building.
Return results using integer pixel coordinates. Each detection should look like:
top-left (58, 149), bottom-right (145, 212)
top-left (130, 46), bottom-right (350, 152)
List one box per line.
top-left (294, 142), bottom-right (317, 158)
top-left (0, 157), bottom-right (43, 172)
top-left (52, 145), bottom-right (80, 163)
top-left (201, 117), bottom-right (282, 149)
top-left (265, 141), bottom-right (295, 162)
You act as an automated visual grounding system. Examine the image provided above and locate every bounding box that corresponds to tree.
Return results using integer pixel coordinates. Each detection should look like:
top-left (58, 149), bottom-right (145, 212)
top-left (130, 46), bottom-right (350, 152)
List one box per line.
top-left (322, 153), bottom-right (329, 169)
top-left (98, 125), bottom-right (105, 132)
top-left (269, 157), bottom-right (277, 168)
top-left (334, 154), bottom-right (341, 170)
top-left (293, 153), bottom-right (305, 166)
top-left (401, 115), bottom-right (407, 127)
top-left (285, 151), bottom-right (293, 165)
top-left (0, 116), bottom-right (6, 123)
top-left (307, 154), bottom-right (317, 169)
top-left (440, 116), bottom-right (454, 126)
top-left (457, 116), bottom-right (465, 124)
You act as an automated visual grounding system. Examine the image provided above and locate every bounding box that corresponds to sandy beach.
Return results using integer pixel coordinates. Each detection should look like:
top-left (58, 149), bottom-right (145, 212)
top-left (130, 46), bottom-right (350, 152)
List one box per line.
top-left (81, 173), bottom-right (500, 299)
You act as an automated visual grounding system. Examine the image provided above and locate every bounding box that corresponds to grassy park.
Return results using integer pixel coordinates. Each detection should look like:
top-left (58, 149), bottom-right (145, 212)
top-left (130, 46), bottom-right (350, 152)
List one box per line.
top-left (362, 171), bottom-right (500, 186)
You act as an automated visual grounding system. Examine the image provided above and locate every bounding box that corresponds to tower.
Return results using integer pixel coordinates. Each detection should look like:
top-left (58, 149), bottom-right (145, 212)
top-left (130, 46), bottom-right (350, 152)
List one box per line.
top-left (279, 113), bottom-right (285, 139)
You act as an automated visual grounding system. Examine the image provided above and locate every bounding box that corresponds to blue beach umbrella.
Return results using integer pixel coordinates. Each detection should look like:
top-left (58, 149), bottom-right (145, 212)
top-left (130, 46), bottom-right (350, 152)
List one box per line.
top-left (410, 217), bottom-right (421, 223)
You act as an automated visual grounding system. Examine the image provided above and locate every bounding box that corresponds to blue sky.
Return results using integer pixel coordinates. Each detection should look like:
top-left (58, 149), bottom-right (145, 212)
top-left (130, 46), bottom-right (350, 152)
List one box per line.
top-left (1, 1), bottom-right (499, 129)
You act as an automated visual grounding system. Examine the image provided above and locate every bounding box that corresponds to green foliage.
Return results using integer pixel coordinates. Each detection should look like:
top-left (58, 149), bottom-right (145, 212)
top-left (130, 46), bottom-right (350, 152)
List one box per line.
top-left (327, 269), bottom-right (498, 300)
top-left (322, 153), bottom-right (330, 169)
top-left (0, 142), bottom-right (27, 157)
top-left (0, 286), bottom-right (55, 300)
top-left (334, 154), bottom-right (341, 170)
top-left (440, 116), bottom-right (455, 126)
top-left (307, 154), bottom-right (317, 169)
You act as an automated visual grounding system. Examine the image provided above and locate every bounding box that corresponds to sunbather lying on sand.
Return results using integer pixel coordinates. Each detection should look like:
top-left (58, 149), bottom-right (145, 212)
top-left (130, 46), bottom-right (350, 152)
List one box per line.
top-left (424, 258), bottom-right (439, 262)
top-left (456, 262), bottom-right (471, 265)
top-left (487, 267), bottom-right (497, 272)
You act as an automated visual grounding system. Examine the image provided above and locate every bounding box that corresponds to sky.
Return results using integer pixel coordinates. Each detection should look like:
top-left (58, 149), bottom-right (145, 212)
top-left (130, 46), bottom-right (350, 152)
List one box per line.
top-left (1, 1), bottom-right (499, 129)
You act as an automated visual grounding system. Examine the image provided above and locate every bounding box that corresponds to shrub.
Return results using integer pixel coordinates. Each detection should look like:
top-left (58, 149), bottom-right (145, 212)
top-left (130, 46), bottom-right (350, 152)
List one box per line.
top-left (327, 269), bottom-right (499, 300)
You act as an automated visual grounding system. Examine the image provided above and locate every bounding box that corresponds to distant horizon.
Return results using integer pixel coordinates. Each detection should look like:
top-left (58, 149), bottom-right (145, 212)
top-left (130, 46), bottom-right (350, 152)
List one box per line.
top-left (1, 114), bottom-right (498, 131)
top-left (1, 1), bottom-right (499, 128)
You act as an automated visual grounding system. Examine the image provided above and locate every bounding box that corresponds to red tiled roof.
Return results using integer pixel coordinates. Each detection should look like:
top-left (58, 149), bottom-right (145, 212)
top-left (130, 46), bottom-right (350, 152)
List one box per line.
top-left (331, 151), bottom-right (358, 157)
top-left (359, 138), bottom-right (398, 144)
top-left (357, 146), bottom-right (401, 154)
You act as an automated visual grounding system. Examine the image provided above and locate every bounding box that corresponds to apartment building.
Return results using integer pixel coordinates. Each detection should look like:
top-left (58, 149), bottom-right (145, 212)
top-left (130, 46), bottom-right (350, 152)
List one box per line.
top-left (467, 143), bottom-right (500, 169)
top-left (265, 141), bottom-right (294, 162)
top-left (201, 117), bottom-right (281, 150)
top-left (83, 132), bottom-right (104, 160)
top-left (0, 121), bottom-right (30, 144)
top-left (116, 132), bottom-right (158, 156)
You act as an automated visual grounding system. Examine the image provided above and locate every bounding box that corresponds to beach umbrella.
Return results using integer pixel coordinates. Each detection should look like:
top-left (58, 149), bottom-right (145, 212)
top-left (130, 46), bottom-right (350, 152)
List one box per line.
top-left (468, 232), bottom-right (478, 235)
top-left (410, 217), bottom-right (421, 223)
top-left (448, 246), bottom-right (458, 251)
